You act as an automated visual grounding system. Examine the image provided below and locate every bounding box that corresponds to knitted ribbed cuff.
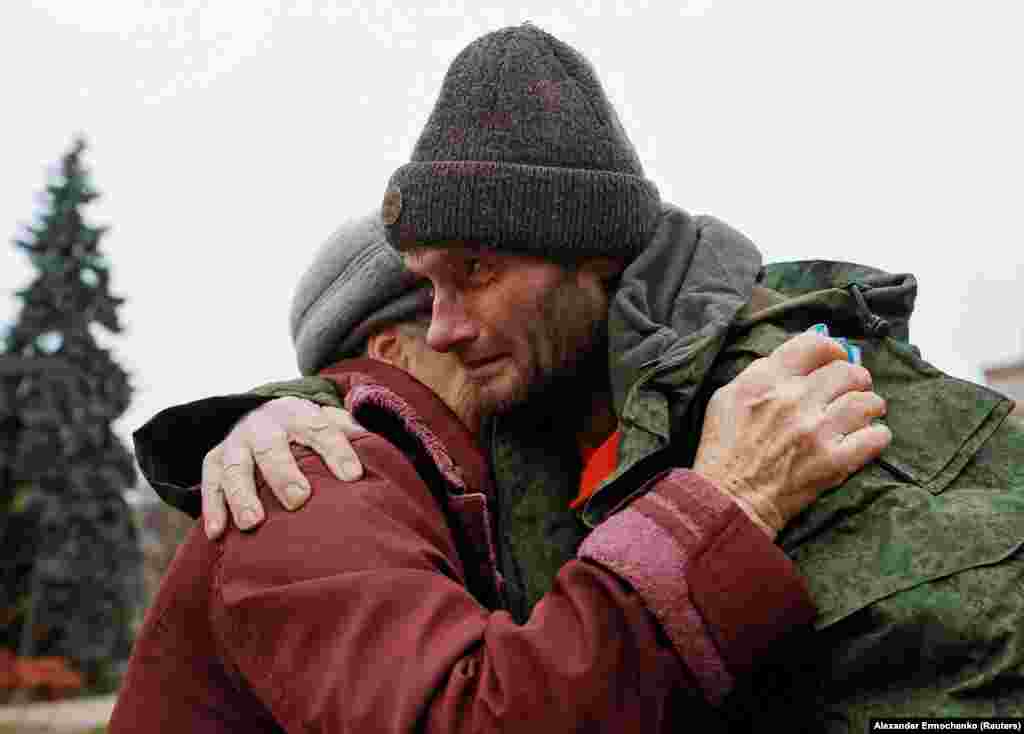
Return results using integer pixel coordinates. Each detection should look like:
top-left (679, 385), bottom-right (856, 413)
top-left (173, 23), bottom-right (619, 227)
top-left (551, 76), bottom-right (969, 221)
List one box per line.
top-left (578, 469), bottom-right (815, 700)
top-left (383, 160), bottom-right (660, 259)
top-left (577, 469), bottom-right (738, 703)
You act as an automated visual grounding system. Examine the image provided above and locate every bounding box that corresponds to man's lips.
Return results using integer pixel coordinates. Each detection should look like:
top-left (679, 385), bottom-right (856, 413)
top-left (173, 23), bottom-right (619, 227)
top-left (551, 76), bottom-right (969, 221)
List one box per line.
top-left (463, 355), bottom-right (506, 374)
top-left (464, 356), bottom-right (500, 367)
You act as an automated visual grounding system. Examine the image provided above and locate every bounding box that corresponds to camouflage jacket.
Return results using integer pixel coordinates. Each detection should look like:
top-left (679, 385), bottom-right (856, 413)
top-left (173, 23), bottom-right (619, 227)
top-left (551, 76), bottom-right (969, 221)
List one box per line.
top-left (476, 208), bottom-right (1024, 727)
top-left (135, 206), bottom-right (1024, 729)
top-left (591, 263), bottom-right (1024, 728)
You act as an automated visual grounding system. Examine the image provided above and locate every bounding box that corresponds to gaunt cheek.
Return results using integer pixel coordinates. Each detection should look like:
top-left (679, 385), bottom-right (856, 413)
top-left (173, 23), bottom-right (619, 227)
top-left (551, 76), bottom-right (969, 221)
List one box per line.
top-left (466, 260), bottom-right (564, 342)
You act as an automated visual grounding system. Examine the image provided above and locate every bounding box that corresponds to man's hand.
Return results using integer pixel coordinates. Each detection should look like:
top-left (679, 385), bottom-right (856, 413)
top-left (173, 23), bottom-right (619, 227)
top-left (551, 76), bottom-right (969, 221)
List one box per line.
top-left (693, 329), bottom-right (891, 535)
top-left (201, 397), bottom-right (366, 538)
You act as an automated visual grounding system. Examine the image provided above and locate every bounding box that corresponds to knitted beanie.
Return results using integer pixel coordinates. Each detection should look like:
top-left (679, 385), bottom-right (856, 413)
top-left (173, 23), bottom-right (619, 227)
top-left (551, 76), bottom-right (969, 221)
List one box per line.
top-left (381, 23), bottom-right (661, 259)
top-left (290, 213), bottom-right (431, 376)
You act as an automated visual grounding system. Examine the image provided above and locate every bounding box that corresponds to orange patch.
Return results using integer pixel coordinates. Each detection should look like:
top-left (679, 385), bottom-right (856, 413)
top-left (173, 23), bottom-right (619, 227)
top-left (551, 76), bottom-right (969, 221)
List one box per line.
top-left (571, 429), bottom-right (621, 510)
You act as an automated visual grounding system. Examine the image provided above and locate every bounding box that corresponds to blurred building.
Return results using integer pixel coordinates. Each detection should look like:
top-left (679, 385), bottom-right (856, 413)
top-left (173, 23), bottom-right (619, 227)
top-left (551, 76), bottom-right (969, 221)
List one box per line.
top-left (129, 474), bottom-right (193, 611)
top-left (984, 358), bottom-right (1024, 416)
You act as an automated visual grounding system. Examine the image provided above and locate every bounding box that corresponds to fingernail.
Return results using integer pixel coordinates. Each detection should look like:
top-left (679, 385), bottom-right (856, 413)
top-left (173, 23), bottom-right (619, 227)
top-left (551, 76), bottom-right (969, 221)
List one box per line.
top-left (341, 461), bottom-right (362, 480)
top-left (241, 508), bottom-right (261, 529)
top-left (285, 483), bottom-right (309, 509)
top-left (811, 323), bottom-right (830, 337)
top-left (206, 518), bottom-right (221, 536)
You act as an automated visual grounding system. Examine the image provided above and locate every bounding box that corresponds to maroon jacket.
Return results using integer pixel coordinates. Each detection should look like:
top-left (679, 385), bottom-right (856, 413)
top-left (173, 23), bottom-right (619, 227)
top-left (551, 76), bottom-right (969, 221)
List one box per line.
top-left (110, 359), bottom-right (814, 733)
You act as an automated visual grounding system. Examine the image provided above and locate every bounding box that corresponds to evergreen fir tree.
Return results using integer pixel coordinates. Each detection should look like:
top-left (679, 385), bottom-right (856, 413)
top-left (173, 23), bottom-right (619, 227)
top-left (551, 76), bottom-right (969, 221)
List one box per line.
top-left (3, 138), bottom-right (141, 687)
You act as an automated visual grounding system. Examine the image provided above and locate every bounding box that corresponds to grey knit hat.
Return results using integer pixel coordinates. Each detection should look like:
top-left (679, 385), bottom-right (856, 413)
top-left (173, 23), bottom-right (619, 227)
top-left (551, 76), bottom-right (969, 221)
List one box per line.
top-left (290, 213), bottom-right (431, 376)
top-left (381, 23), bottom-right (661, 259)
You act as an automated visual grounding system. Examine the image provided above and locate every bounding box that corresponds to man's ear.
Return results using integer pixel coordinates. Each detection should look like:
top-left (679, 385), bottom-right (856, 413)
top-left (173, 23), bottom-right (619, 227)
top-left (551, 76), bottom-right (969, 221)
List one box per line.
top-left (366, 325), bottom-right (405, 368)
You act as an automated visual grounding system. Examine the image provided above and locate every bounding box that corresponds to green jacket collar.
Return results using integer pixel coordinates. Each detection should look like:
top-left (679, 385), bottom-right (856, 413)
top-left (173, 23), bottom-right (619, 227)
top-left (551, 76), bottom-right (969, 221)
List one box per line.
top-left (584, 234), bottom-right (921, 527)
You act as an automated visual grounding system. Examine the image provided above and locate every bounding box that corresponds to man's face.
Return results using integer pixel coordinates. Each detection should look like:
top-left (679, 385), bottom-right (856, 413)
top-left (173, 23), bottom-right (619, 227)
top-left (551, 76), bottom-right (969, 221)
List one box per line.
top-left (403, 243), bottom-right (610, 416)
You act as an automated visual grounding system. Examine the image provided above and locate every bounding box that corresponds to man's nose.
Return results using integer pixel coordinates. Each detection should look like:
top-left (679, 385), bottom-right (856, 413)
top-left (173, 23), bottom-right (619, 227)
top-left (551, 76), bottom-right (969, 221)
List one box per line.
top-left (426, 293), bottom-right (478, 353)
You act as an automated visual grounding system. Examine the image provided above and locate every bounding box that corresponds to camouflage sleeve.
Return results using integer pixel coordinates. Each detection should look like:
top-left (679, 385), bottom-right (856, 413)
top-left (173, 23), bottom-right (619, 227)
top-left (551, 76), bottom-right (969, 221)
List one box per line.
top-left (249, 376), bottom-right (346, 408)
top-left (133, 376), bottom-right (345, 517)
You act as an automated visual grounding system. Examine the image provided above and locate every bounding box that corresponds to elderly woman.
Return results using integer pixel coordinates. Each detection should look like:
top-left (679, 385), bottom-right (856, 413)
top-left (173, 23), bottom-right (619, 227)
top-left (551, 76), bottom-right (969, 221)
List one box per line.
top-left (110, 214), bottom-right (813, 733)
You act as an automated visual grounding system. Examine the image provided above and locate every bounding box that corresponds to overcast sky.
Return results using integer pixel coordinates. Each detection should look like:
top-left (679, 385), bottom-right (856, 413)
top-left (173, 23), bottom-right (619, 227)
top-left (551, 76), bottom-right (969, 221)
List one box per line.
top-left (2, 1), bottom-right (1021, 451)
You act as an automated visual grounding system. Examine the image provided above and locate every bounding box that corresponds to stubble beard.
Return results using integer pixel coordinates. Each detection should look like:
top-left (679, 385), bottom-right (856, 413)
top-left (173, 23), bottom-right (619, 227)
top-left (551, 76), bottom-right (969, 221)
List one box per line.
top-left (475, 273), bottom-right (609, 417)
top-left (445, 372), bottom-right (487, 436)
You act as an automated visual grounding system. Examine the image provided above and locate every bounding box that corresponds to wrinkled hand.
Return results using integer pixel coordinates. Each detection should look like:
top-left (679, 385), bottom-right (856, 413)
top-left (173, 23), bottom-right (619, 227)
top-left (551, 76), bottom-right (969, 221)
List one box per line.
top-left (201, 397), bottom-right (366, 538)
top-left (693, 329), bottom-right (891, 536)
